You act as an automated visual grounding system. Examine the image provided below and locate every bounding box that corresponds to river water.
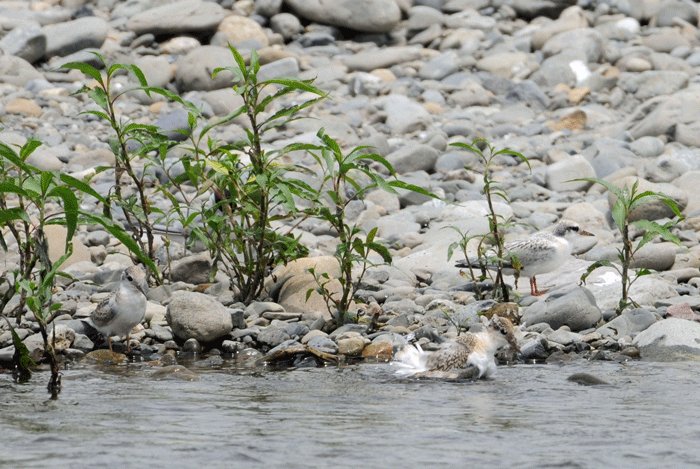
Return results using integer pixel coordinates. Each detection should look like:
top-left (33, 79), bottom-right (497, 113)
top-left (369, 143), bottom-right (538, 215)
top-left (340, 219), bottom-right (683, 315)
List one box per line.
top-left (1, 358), bottom-right (699, 468)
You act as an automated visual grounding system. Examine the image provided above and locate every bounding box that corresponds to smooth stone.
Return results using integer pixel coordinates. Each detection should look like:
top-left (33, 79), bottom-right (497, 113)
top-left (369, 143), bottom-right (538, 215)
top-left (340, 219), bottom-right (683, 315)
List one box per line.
top-left (126, 0), bottom-right (227, 36)
top-left (595, 308), bottom-right (658, 339)
top-left (628, 243), bottom-right (678, 272)
top-left (169, 252), bottom-right (213, 285)
top-left (545, 154), bottom-right (596, 192)
top-left (0, 22), bottom-right (45, 63)
top-left (341, 46), bottom-right (423, 72)
top-left (175, 45), bottom-right (238, 92)
top-left (42, 16), bottom-right (108, 58)
top-left (633, 318), bottom-right (700, 361)
top-left (547, 328), bottom-right (584, 346)
top-left (475, 51), bottom-right (529, 78)
top-left (270, 13), bottom-right (304, 41)
top-left (385, 144), bottom-right (439, 174)
top-left (286, 0), bottom-right (401, 33)
top-left (166, 291), bottom-right (233, 342)
top-left (607, 176), bottom-right (688, 221)
top-left (522, 287), bottom-right (602, 332)
top-left (306, 334), bottom-right (338, 354)
top-left (267, 256), bottom-right (342, 315)
top-left (567, 373), bottom-right (610, 386)
top-left (44, 225), bottom-right (91, 270)
top-left (380, 94), bottom-right (432, 134)
top-left (212, 14), bottom-right (269, 47)
top-left (257, 327), bottom-right (291, 348)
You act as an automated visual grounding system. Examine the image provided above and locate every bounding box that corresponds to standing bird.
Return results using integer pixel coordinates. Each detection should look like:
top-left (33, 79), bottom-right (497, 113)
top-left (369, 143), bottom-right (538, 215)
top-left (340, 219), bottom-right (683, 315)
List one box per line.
top-left (87, 265), bottom-right (148, 353)
top-left (455, 219), bottom-right (595, 296)
top-left (393, 316), bottom-right (520, 380)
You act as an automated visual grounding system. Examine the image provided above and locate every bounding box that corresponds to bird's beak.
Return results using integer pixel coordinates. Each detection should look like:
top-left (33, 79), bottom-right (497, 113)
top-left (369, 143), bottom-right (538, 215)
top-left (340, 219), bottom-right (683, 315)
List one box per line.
top-left (138, 283), bottom-right (149, 297)
top-left (508, 339), bottom-right (521, 353)
top-left (580, 230), bottom-right (595, 237)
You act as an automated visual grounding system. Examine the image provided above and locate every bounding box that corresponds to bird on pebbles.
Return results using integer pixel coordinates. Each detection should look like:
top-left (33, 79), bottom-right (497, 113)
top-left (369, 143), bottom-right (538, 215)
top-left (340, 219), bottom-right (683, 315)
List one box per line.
top-left (392, 316), bottom-right (520, 380)
top-left (87, 265), bottom-right (148, 353)
top-left (455, 219), bottom-right (595, 296)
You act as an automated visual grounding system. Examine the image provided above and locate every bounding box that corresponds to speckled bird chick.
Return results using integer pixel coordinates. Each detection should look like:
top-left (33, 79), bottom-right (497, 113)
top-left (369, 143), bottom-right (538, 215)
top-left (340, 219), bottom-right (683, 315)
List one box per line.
top-left (87, 265), bottom-right (148, 353)
top-left (393, 316), bottom-right (520, 380)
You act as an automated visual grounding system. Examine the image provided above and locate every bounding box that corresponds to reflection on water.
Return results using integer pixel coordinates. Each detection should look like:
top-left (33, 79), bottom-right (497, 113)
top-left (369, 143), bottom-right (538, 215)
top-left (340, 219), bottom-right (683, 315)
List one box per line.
top-left (2, 360), bottom-right (700, 468)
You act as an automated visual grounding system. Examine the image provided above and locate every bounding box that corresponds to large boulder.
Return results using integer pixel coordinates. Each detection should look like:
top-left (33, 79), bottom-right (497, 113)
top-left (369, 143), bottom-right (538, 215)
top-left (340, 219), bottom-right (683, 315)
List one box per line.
top-left (166, 291), bottom-right (233, 342)
top-left (522, 287), bottom-right (602, 332)
top-left (125, 0), bottom-right (227, 36)
top-left (286, 0), bottom-right (401, 33)
top-left (633, 318), bottom-right (700, 361)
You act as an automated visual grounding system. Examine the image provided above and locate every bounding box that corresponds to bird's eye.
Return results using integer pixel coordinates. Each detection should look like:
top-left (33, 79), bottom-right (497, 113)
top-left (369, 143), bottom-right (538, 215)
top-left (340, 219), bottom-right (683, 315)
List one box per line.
top-left (126, 274), bottom-right (133, 281)
top-left (500, 328), bottom-right (507, 335)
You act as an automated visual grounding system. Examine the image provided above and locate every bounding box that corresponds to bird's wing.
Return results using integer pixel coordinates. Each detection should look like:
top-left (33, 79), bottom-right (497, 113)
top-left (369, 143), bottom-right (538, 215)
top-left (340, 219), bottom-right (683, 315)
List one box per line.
top-left (90, 295), bottom-right (116, 327)
top-left (427, 339), bottom-right (472, 371)
top-left (503, 236), bottom-right (557, 266)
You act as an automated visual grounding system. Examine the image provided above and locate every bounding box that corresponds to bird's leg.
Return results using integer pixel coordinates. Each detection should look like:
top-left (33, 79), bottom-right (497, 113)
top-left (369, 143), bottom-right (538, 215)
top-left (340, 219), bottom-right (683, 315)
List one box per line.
top-left (107, 337), bottom-right (114, 352)
top-left (530, 277), bottom-right (546, 296)
top-left (126, 334), bottom-right (131, 354)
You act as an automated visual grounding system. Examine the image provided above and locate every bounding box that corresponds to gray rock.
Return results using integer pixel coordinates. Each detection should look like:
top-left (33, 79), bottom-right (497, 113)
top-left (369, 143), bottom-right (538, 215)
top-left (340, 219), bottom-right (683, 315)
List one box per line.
top-left (257, 327), bottom-right (291, 348)
top-left (0, 22), bottom-right (45, 63)
top-left (519, 337), bottom-right (549, 360)
top-left (628, 243), bottom-right (678, 272)
top-left (628, 87), bottom-right (700, 140)
top-left (596, 307), bottom-right (658, 339)
top-left (418, 51), bottom-right (459, 80)
top-left (512, 0), bottom-right (577, 20)
top-left (257, 57), bottom-right (299, 81)
top-left (629, 71), bottom-right (689, 101)
top-left (547, 328), bottom-right (583, 345)
top-left (306, 334), bottom-right (339, 354)
top-left (407, 5), bottom-right (444, 31)
top-left (381, 94), bottom-right (432, 135)
top-left (175, 45), bottom-right (238, 92)
top-left (530, 53), bottom-right (578, 88)
top-left (42, 17), bottom-right (108, 58)
top-left (169, 252), bottom-right (212, 285)
top-left (286, 0), bottom-right (401, 33)
top-left (386, 144), bottom-right (439, 174)
top-left (522, 287), bottom-right (602, 332)
top-left (341, 46), bottom-right (423, 72)
top-left (0, 55), bottom-right (44, 87)
top-left (270, 13), bottom-right (304, 41)
top-left (633, 318), bottom-right (700, 361)
top-left (166, 291), bottom-right (233, 342)
top-left (545, 155), bottom-right (596, 192)
top-left (630, 136), bottom-right (665, 158)
top-left (255, 0), bottom-right (284, 16)
top-left (653, 0), bottom-right (698, 26)
top-left (542, 29), bottom-right (603, 63)
top-left (125, 0), bottom-right (227, 36)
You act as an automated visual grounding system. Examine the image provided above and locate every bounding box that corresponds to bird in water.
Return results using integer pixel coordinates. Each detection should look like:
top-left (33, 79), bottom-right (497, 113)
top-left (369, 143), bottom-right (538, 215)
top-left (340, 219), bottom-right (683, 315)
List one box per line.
top-left (392, 316), bottom-right (520, 380)
top-left (86, 265), bottom-right (148, 353)
top-left (455, 219), bottom-right (595, 296)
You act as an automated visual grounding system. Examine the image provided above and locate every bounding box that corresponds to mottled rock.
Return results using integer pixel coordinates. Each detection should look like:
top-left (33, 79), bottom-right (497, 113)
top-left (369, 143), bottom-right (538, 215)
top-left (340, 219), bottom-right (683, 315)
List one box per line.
top-left (286, 0), bottom-right (401, 33)
top-left (522, 287), bottom-right (602, 332)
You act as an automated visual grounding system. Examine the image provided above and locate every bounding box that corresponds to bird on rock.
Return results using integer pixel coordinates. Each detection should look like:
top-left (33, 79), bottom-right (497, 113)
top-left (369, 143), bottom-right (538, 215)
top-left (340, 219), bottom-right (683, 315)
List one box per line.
top-left (455, 219), bottom-right (595, 296)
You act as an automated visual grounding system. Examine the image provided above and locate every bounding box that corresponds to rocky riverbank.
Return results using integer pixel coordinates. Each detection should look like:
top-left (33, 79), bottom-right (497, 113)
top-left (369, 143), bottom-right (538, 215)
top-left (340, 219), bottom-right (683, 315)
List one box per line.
top-left (2, 0), bottom-right (700, 378)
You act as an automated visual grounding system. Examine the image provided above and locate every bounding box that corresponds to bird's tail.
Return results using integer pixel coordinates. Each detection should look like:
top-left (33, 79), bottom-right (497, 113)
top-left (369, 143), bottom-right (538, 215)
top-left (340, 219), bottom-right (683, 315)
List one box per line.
top-left (392, 343), bottom-right (429, 375)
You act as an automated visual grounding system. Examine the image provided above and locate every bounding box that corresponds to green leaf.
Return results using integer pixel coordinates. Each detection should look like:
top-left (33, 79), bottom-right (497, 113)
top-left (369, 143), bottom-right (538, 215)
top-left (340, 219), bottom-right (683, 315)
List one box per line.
top-left (19, 138), bottom-right (42, 160)
top-left (59, 59), bottom-right (105, 86)
top-left (0, 207), bottom-right (31, 225)
top-left (579, 259), bottom-right (617, 285)
top-left (60, 173), bottom-right (107, 204)
top-left (48, 185), bottom-right (79, 243)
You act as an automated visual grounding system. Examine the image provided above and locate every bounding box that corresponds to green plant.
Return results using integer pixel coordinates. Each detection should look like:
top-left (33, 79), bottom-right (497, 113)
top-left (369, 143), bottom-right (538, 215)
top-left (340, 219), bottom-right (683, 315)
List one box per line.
top-left (0, 139), bottom-right (79, 397)
top-left (303, 130), bottom-right (434, 326)
top-left (447, 139), bottom-right (530, 301)
top-left (61, 54), bottom-right (180, 278)
top-left (177, 47), bottom-right (326, 302)
top-left (576, 178), bottom-right (683, 315)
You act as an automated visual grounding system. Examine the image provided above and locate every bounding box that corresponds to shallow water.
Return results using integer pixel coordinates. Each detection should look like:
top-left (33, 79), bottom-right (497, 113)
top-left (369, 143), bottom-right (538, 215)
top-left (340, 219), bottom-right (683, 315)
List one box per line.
top-left (1, 359), bottom-right (699, 469)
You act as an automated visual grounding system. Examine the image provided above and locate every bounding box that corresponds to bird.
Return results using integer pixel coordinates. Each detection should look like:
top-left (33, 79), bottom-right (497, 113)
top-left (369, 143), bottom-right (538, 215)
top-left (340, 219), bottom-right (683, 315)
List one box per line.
top-left (455, 219), bottom-right (595, 296)
top-left (86, 265), bottom-right (148, 353)
top-left (392, 315), bottom-right (520, 380)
